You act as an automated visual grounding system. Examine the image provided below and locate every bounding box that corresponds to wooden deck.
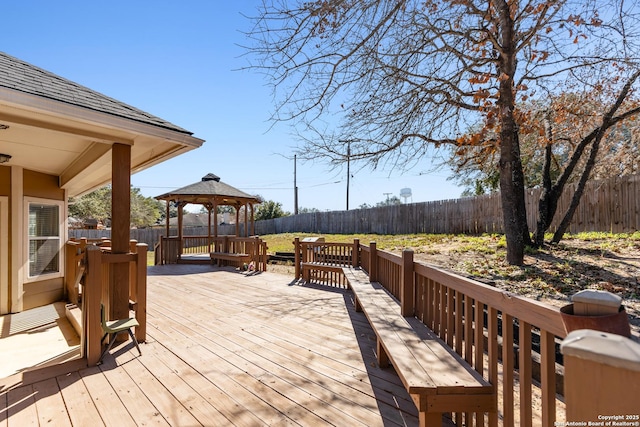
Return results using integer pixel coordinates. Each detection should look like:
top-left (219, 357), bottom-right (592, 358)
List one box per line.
top-left (0, 264), bottom-right (431, 426)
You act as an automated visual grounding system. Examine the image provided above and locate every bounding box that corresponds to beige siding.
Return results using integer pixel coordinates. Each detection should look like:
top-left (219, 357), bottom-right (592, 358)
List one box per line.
top-left (23, 169), bottom-right (64, 201)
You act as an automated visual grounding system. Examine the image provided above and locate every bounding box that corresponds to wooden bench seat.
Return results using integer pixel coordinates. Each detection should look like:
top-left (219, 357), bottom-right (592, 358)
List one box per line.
top-left (210, 252), bottom-right (251, 267)
top-left (342, 267), bottom-right (496, 426)
top-left (300, 262), bottom-right (346, 285)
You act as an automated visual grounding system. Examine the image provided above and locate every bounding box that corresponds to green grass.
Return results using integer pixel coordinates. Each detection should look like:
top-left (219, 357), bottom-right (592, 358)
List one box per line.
top-left (260, 232), bottom-right (458, 253)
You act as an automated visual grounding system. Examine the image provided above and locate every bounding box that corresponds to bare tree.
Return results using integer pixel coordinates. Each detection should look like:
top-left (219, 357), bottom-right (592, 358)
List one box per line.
top-left (448, 77), bottom-right (640, 247)
top-left (244, 0), bottom-right (640, 265)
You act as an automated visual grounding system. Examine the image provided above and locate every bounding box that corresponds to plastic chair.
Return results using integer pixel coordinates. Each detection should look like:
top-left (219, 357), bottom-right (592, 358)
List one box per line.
top-left (98, 303), bottom-right (142, 364)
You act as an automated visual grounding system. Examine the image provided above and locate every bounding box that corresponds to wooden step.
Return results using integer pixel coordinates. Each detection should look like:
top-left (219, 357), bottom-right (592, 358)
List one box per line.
top-left (65, 303), bottom-right (82, 337)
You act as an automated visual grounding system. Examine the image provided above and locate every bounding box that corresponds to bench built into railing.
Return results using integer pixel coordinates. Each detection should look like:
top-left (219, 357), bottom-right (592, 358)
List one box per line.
top-left (295, 238), bottom-right (568, 426)
top-left (294, 238), bottom-right (358, 286)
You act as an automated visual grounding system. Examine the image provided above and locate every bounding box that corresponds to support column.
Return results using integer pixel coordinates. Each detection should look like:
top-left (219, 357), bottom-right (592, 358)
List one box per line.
top-left (111, 143), bottom-right (131, 326)
top-left (177, 201), bottom-right (184, 257)
top-left (235, 204), bottom-right (240, 237)
top-left (213, 200), bottom-right (218, 239)
top-left (244, 202), bottom-right (248, 236)
top-left (165, 200), bottom-right (170, 236)
top-left (250, 203), bottom-right (255, 236)
top-left (206, 202), bottom-right (212, 252)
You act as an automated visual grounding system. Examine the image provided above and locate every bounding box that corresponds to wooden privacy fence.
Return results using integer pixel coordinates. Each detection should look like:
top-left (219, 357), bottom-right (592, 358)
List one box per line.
top-left (69, 174), bottom-right (640, 244)
top-left (257, 174), bottom-right (640, 235)
top-left (295, 238), bottom-right (569, 426)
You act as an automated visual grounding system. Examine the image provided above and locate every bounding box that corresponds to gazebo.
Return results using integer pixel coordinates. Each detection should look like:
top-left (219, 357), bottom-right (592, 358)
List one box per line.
top-left (155, 173), bottom-right (262, 263)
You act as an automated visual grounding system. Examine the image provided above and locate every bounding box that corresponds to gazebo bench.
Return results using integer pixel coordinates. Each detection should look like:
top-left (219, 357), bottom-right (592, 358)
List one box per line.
top-left (210, 252), bottom-right (251, 268)
top-left (342, 267), bottom-right (496, 426)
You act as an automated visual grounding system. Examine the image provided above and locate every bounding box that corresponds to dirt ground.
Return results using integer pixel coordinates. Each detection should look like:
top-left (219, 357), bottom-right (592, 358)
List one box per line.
top-left (268, 236), bottom-right (640, 334)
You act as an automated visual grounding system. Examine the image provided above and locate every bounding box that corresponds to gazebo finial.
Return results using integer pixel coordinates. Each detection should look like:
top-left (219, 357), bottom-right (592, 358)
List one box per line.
top-left (202, 173), bottom-right (220, 182)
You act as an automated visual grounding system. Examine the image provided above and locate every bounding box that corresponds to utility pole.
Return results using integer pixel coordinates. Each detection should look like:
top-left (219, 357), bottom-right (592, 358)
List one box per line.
top-left (346, 140), bottom-right (350, 211)
top-left (339, 139), bottom-right (354, 211)
top-left (294, 155), bottom-right (298, 215)
top-left (383, 192), bottom-right (392, 204)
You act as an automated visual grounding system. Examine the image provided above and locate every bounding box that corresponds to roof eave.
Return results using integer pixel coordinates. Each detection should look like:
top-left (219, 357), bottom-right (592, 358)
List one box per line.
top-left (0, 86), bottom-right (204, 148)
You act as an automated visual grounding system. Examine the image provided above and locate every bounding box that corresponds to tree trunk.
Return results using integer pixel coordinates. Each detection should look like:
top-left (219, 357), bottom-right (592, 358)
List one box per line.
top-left (499, 121), bottom-right (530, 265)
top-left (496, 0), bottom-right (531, 265)
top-left (552, 128), bottom-right (604, 243)
top-left (533, 115), bottom-right (556, 247)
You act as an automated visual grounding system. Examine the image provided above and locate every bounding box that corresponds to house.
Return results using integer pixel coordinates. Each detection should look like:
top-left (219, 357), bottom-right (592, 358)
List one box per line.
top-left (0, 51), bottom-right (203, 315)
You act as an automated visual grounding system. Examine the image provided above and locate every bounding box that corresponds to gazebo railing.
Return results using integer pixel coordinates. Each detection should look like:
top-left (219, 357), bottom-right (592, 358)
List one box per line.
top-left (155, 234), bottom-right (268, 270)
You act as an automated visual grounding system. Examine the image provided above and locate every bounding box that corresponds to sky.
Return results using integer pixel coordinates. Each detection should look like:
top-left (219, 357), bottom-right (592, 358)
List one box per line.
top-left (1, 1), bottom-right (464, 213)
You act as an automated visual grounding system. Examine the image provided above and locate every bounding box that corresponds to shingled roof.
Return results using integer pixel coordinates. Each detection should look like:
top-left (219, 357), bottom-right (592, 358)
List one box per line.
top-left (156, 173), bottom-right (260, 205)
top-left (0, 51), bottom-right (191, 134)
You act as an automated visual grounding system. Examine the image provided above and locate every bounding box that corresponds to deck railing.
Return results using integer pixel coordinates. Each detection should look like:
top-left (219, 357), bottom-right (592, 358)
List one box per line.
top-left (65, 238), bottom-right (147, 366)
top-left (295, 238), bottom-right (571, 426)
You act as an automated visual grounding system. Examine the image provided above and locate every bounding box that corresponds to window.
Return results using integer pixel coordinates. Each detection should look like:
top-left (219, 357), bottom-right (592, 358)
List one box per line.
top-left (26, 199), bottom-right (64, 279)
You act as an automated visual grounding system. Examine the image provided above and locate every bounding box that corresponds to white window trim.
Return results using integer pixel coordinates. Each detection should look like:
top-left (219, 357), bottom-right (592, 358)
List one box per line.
top-left (24, 197), bottom-right (65, 283)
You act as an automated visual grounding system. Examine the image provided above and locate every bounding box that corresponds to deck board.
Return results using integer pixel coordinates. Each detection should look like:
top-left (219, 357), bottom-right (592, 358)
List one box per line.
top-left (1, 264), bottom-right (420, 426)
top-left (31, 378), bottom-right (71, 426)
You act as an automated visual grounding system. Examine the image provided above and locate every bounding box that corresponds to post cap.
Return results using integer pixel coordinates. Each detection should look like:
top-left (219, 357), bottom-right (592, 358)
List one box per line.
top-left (561, 329), bottom-right (640, 372)
top-left (571, 289), bottom-right (622, 308)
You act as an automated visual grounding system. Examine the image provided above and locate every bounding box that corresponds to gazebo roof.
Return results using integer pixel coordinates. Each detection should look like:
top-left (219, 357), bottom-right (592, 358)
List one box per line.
top-left (155, 173), bottom-right (260, 206)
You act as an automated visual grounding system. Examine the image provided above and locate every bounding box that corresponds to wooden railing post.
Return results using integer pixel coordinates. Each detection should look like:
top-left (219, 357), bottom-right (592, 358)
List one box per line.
top-left (369, 242), bottom-right (377, 282)
top-left (135, 243), bottom-right (147, 342)
top-left (352, 238), bottom-right (360, 268)
top-left (84, 246), bottom-right (103, 366)
top-left (561, 329), bottom-right (640, 421)
top-left (129, 240), bottom-right (138, 303)
top-left (262, 241), bottom-right (268, 271)
top-left (294, 238), bottom-right (301, 279)
top-left (400, 249), bottom-right (415, 316)
top-left (223, 235), bottom-right (229, 253)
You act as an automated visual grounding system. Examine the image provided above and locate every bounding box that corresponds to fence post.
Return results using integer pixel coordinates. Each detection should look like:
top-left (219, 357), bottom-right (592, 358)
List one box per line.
top-left (352, 238), bottom-right (359, 267)
top-left (136, 243), bottom-right (147, 343)
top-left (400, 249), bottom-right (415, 316)
top-left (294, 238), bottom-right (301, 279)
top-left (369, 242), bottom-right (378, 282)
top-left (561, 329), bottom-right (640, 420)
top-left (84, 246), bottom-right (103, 366)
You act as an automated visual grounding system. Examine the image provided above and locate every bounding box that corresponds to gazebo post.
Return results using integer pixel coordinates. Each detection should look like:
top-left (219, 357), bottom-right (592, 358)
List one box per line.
top-left (235, 204), bottom-right (241, 237)
top-left (213, 199), bottom-right (218, 240)
top-left (206, 202), bottom-right (212, 252)
top-left (244, 202), bottom-right (249, 237)
top-left (165, 200), bottom-right (170, 237)
top-left (250, 203), bottom-right (255, 236)
top-left (177, 201), bottom-right (184, 258)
